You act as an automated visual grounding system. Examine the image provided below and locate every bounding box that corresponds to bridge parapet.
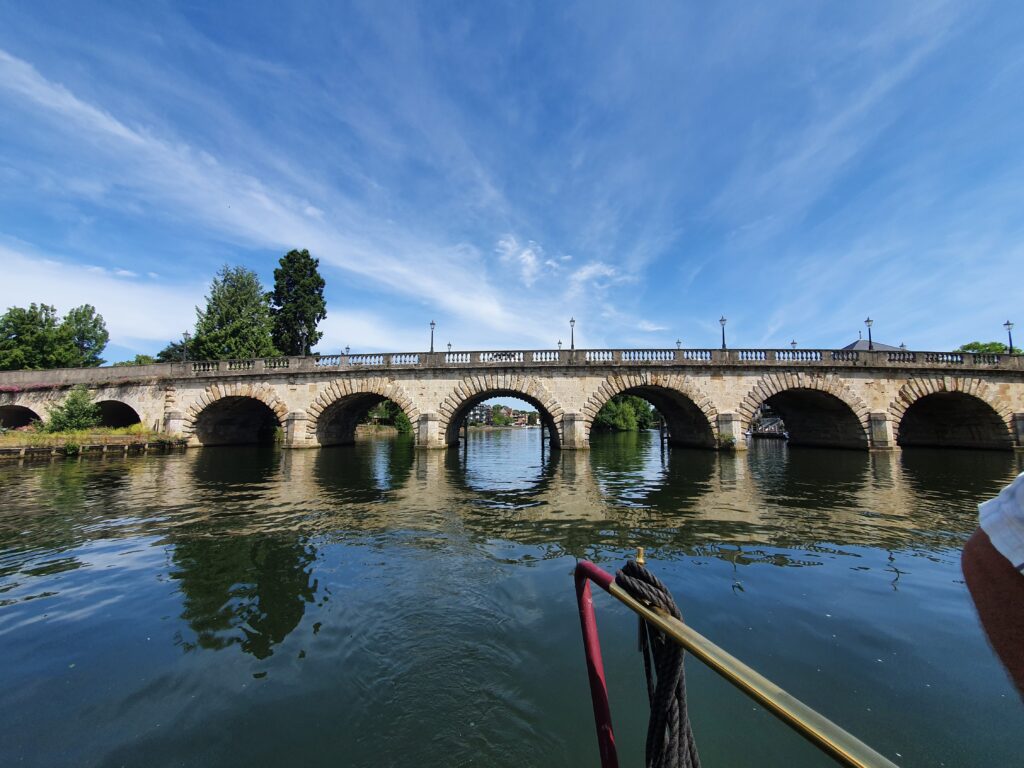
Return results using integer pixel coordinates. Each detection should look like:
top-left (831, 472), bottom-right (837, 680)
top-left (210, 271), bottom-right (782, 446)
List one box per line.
top-left (0, 348), bottom-right (1020, 389)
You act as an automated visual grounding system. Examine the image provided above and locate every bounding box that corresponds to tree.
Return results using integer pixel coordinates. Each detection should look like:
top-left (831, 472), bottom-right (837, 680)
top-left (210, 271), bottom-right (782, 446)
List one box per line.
top-left (0, 303), bottom-right (61, 370)
top-left (45, 385), bottom-right (101, 432)
top-left (113, 354), bottom-right (157, 367)
top-left (270, 249), bottom-right (326, 356)
top-left (157, 338), bottom-right (188, 362)
top-left (491, 404), bottom-right (512, 426)
top-left (55, 304), bottom-right (109, 367)
top-left (0, 303), bottom-right (109, 370)
top-left (593, 394), bottom-right (656, 432)
top-left (191, 266), bottom-right (277, 360)
top-left (957, 341), bottom-right (1020, 354)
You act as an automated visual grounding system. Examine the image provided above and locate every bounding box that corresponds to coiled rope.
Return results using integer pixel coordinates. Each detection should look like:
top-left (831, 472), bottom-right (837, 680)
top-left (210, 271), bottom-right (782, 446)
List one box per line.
top-left (615, 560), bottom-right (701, 768)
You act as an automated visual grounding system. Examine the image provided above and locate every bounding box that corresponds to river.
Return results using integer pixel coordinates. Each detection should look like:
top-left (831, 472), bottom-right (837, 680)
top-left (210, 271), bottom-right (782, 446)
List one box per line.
top-left (1, 429), bottom-right (1021, 767)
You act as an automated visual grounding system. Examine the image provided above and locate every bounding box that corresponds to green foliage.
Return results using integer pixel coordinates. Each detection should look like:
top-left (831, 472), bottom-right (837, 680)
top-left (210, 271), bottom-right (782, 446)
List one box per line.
top-left (362, 400), bottom-right (413, 434)
top-left (62, 442), bottom-right (81, 457)
top-left (156, 339), bottom-right (188, 362)
top-left (592, 394), bottom-right (655, 432)
top-left (490, 404), bottom-right (512, 426)
top-left (717, 435), bottom-right (736, 450)
top-left (957, 340), bottom-right (1019, 354)
top-left (56, 304), bottom-right (109, 367)
top-left (270, 249), bottom-right (327, 356)
top-left (113, 354), bottom-right (157, 367)
top-left (0, 303), bottom-right (109, 370)
top-left (45, 386), bottom-right (101, 432)
top-left (527, 412), bottom-right (538, 426)
top-left (191, 265), bottom-right (277, 360)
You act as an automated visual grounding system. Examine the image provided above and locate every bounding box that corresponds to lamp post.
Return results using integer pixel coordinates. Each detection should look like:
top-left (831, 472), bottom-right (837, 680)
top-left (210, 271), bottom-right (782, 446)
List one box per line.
top-left (790, 339), bottom-right (797, 350)
top-left (345, 345), bottom-right (350, 356)
top-left (447, 342), bottom-right (452, 353)
top-left (676, 339), bottom-right (681, 349)
top-left (864, 317), bottom-right (874, 351)
top-left (719, 316), bottom-right (727, 350)
top-left (1005, 320), bottom-right (1015, 354)
top-left (429, 320), bottom-right (436, 353)
top-left (558, 339), bottom-right (562, 350)
top-left (899, 342), bottom-right (907, 351)
top-left (182, 331), bottom-right (190, 363)
top-left (570, 317), bottom-right (575, 350)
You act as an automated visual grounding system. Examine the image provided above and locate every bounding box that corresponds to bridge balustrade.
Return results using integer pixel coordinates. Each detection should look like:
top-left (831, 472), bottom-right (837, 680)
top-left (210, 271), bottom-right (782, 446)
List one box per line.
top-left (774, 350), bottom-right (823, 362)
top-left (622, 349), bottom-right (675, 361)
top-left (532, 351), bottom-right (559, 363)
top-left (830, 351), bottom-right (859, 362)
top-left (390, 354), bottom-right (420, 366)
top-left (480, 351), bottom-right (524, 363)
top-left (924, 352), bottom-right (963, 364)
top-left (315, 355), bottom-right (341, 367)
top-left (445, 352), bottom-right (471, 364)
top-left (264, 358), bottom-right (290, 369)
top-left (680, 349), bottom-right (713, 361)
top-left (348, 354), bottom-right (385, 366)
top-left (192, 361), bottom-right (219, 373)
top-left (586, 350), bottom-right (614, 362)
top-left (737, 350), bottom-right (767, 361)
top-left (226, 360), bottom-right (255, 371)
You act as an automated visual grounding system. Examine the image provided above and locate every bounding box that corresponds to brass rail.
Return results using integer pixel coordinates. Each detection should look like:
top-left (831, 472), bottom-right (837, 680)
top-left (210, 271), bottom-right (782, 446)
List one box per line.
top-left (605, 581), bottom-right (900, 768)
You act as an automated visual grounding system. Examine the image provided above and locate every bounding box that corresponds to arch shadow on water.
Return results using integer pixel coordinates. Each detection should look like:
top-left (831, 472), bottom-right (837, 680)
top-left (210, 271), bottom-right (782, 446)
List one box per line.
top-left (588, 430), bottom-right (716, 510)
top-left (445, 427), bottom-right (559, 506)
top-left (748, 440), bottom-right (869, 511)
top-left (314, 433), bottom-right (415, 504)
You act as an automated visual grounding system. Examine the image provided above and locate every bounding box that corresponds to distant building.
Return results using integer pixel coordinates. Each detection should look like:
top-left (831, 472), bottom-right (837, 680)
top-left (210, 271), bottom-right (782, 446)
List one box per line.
top-left (468, 404), bottom-right (491, 425)
top-left (841, 338), bottom-right (903, 351)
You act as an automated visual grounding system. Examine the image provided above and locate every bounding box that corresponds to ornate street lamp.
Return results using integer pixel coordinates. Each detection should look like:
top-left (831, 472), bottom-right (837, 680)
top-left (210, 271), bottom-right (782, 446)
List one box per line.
top-left (447, 342), bottom-right (452, 353)
top-left (719, 316), bottom-right (727, 350)
top-left (676, 339), bottom-right (681, 349)
top-left (570, 317), bottom-right (576, 350)
top-left (864, 317), bottom-right (874, 351)
top-left (345, 345), bottom-right (350, 355)
top-left (182, 331), bottom-right (190, 362)
top-left (790, 339), bottom-right (797, 349)
top-left (429, 320), bottom-right (436, 353)
top-left (1005, 320), bottom-right (1015, 354)
top-left (557, 339), bottom-right (562, 350)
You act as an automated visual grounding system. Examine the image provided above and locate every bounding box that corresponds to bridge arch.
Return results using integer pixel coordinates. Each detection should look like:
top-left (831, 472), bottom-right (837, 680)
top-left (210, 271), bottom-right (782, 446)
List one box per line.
top-left (582, 372), bottom-right (719, 448)
top-left (96, 400), bottom-right (142, 428)
top-left (438, 374), bottom-right (564, 448)
top-left (185, 383), bottom-right (289, 446)
top-left (306, 378), bottom-right (420, 446)
top-left (0, 404), bottom-right (42, 429)
top-left (738, 373), bottom-right (870, 449)
top-left (889, 377), bottom-right (1014, 450)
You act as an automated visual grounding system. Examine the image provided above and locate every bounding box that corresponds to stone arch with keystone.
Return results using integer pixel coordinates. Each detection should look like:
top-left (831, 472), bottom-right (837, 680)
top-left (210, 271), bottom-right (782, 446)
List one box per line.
top-left (306, 377), bottom-right (421, 446)
top-left (888, 376), bottom-right (1015, 449)
top-left (581, 371), bottom-right (720, 448)
top-left (183, 382), bottom-right (290, 444)
top-left (438, 374), bottom-right (564, 447)
top-left (738, 372), bottom-right (871, 449)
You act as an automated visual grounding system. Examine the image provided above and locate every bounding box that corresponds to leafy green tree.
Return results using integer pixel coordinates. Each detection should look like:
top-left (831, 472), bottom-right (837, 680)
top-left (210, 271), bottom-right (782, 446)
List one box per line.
top-left (490, 404), bottom-right (513, 426)
top-left (361, 400), bottom-right (412, 434)
top-left (55, 304), bottom-right (109, 367)
top-left (0, 303), bottom-right (61, 370)
top-left (957, 340), bottom-right (1020, 354)
top-left (113, 354), bottom-right (157, 367)
top-left (156, 338), bottom-right (188, 362)
top-left (46, 385), bottom-right (101, 432)
top-left (191, 266), bottom-right (277, 360)
top-left (593, 394), bottom-right (656, 432)
top-left (270, 249), bottom-right (326, 355)
top-left (0, 303), bottom-right (109, 370)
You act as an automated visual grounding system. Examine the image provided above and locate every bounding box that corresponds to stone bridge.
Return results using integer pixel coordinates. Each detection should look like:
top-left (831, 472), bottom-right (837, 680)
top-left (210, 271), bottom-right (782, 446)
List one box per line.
top-left (1, 348), bottom-right (1022, 451)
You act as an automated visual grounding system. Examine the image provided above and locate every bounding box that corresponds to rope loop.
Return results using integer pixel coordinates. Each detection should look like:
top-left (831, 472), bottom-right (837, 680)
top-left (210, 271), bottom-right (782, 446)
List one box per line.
top-left (616, 560), bottom-right (701, 768)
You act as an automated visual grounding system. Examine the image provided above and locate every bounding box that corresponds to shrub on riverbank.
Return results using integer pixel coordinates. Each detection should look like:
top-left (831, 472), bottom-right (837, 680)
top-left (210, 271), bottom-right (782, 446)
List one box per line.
top-left (0, 423), bottom-right (158, 448)
top-left (44, 385), bottom-right (101, 432)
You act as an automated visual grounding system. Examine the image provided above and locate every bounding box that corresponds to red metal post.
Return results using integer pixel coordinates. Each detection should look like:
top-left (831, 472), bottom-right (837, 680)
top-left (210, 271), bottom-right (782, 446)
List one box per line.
top-left (575, 561), bottom-right (619, 768)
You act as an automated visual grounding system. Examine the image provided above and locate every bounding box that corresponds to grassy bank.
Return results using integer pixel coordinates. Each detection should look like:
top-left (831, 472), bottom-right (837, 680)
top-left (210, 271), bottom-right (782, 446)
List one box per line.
top-left (0, 423), bottom-right (175, 449)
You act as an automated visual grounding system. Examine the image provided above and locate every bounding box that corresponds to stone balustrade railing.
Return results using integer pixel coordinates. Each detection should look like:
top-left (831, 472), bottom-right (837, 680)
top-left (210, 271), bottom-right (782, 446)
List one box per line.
top-left (0, 348), bottom-right (1019, 387)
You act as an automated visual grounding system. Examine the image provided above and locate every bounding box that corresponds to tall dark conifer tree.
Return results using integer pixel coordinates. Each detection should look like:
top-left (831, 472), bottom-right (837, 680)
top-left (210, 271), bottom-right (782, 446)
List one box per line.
top-left (270, 249), bottom-right (326, 356)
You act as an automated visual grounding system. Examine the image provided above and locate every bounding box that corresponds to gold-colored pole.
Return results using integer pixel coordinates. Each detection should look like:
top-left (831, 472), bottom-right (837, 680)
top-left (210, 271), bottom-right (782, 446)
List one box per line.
top-left (606, 582), bottom-right (900, 768)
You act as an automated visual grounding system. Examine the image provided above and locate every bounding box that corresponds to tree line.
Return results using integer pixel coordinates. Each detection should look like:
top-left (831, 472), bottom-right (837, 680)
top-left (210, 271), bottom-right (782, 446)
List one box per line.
top-left (0, 249), bottom-right (326, 370)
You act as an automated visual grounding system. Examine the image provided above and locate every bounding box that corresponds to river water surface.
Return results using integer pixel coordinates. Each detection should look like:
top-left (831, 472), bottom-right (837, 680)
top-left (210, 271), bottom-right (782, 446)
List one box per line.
top-left (1, 430), bottom-right (1021, 767)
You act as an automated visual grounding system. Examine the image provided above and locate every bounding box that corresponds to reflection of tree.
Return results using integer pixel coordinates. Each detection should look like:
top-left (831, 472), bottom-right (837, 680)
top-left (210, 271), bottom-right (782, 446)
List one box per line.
top-left (314, 434), bottom-right (414, 504)
top-left (171, 534), bottom-right (317, 659)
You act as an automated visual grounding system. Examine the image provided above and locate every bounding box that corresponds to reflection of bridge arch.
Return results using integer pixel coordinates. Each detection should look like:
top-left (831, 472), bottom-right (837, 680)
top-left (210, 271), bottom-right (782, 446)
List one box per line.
top-left (306, 378), bottom-right (421, 446)
top-left (96, 400), bottom-right (142, 428)
top-left (438, 375), bottom-right (563, 448)
top-left (185, 383), bottom-right (289, 445)
top-left (0, 404), bottom-right (41, 428)
top-left (738, 373), bottom-right (870, 449)
top-left (889, 377), bottom-right (1014, 449)
top-left (582, 372), bottom-right (719, 448)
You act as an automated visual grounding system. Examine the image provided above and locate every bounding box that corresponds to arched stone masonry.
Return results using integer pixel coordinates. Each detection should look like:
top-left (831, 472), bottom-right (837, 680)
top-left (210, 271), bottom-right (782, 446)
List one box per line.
top-left (306, 377), bottom-right (421, 445)
top-left (581, 371), bottom-right (720, 447)
top-left (437, 374), bottom-right (564, 447)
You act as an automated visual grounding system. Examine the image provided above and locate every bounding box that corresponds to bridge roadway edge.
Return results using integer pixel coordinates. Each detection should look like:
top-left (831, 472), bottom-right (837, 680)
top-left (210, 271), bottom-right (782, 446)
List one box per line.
top-left (1, 349), bottom-right (1021, 451)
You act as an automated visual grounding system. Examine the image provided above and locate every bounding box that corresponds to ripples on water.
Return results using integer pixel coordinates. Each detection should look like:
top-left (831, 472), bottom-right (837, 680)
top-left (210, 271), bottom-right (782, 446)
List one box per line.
top-left (0, 430), bottom-right (1021, 767)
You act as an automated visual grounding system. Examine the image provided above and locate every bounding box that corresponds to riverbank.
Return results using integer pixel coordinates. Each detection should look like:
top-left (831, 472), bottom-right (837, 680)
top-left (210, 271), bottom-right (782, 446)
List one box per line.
top-left (0, 426), bottom-right (186, 460)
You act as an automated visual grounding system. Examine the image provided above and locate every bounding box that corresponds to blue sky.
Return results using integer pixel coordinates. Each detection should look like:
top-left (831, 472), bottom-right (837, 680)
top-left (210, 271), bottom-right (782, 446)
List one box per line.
top-left (1, 1), bottom-right (1022, 363)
